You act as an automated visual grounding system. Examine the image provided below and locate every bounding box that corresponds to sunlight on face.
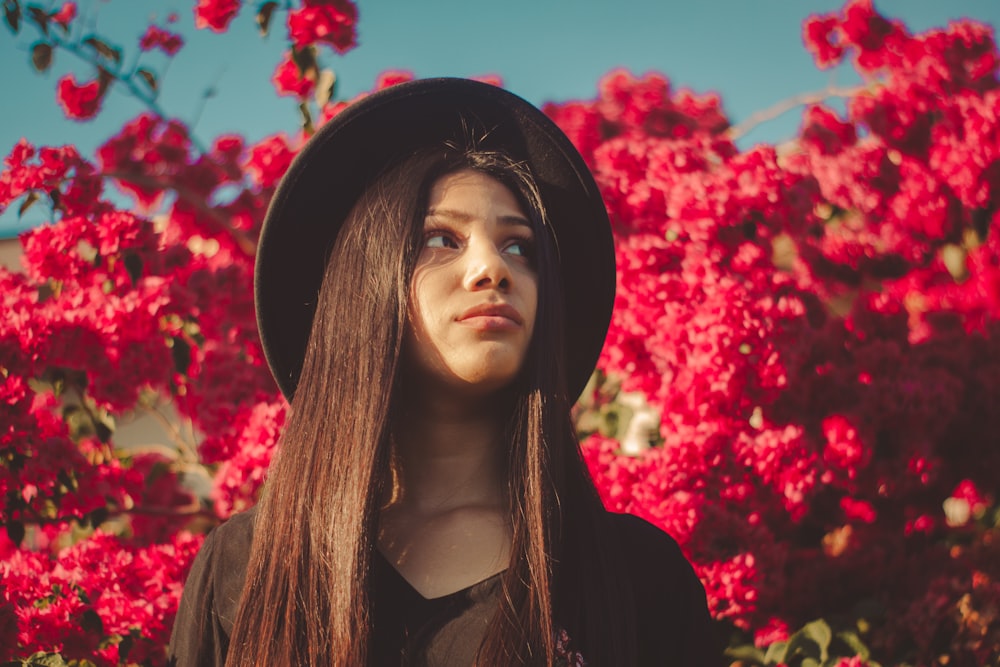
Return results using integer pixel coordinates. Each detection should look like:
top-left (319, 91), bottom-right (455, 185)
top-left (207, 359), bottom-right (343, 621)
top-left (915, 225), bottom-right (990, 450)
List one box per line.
top-left (404, 170), bottom-right (539, 395)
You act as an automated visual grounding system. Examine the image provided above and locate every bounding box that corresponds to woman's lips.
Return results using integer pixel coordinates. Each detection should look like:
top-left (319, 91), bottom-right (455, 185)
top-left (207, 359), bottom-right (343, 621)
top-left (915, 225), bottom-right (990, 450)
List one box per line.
top-left (457, 302), bottom-right (523, 330)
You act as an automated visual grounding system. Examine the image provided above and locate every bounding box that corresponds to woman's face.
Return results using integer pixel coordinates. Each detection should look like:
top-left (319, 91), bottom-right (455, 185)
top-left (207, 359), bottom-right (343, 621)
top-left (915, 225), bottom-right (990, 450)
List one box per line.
top-left (405, 169), bottom-right (539, 395)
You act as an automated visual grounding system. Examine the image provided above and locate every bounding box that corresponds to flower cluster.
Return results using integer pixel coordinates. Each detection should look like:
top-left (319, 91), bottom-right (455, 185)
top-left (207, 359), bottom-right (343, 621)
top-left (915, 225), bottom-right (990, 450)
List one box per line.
top-left (287, 0), bottom-right (358, 53)
top-left (3, 1), bottom-right (1000, 665)
top-left (0, 530), bottom-right (202, 664)
top-left (55, 75), bottom-right (104, 121)
top-left (271, 51), bottom-right (316, 99)
top-left (50, 2), bottom-right (77, 30)
top-left (556, 3), bottom-right (1000, 662)
top-left (139, 25), bottom-right (184, 56)
top-left (193, 0), bottom-right (240, 33)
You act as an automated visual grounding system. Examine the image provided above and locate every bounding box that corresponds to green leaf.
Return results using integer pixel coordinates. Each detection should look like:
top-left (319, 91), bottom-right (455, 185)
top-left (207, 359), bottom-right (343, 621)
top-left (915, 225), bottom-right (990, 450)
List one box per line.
top-left (800, 619), bottom-right (833, 660)
top-left (123, 251), bottom-right (143, 284)
top-left (79, 608), bottom-right (103, 635)
top-left (56, 468), bottom-right (77, 493)
top-left (298, 101), bottom-right (314, 136)
top-left (93, 409), bottom-right (115, 443)
top-left (116, 632), bottom-right (134, 661)
top-left (801, 658), bottom-right (820, 667)
top-left (835, 631), bottom-right (871, 659)
top-left (3, 0), bottom-right (21, 34)
top-left (315, 68), bottom-right (335, 108)
top-left (290, 44), bottom-right (317, 79)
top-left (75, 586), bottom-right (91, 605)
top-left (5, 520), bottom-right (24, 546)
top-left (29, 40), bottom-right (51, 70)
top-left (82, 36), bottom-right (121, 64)
top-left (724, 644), bottom-right (766, 664)
top-left (763, 640), bottom-right (788, 665)
top-left (85, 506), bottom-right (108, 530)
top-left (135, 67), bottom-right (157, 92)
top-left (972, 206), bottom-right (992, 242)
top-left (171, 336), bottom-right (192, 375)
top-left (25, 3), bottom-right (46, 35)
top-left (24, 653), bottom-right (69, 667)
top-left (18, 191), bottom-right (39, 217)
top-left (96, 65), bottom-right (114, 92)
top-left (256, 1), bottom-right (277, 37)
top-left (784, 632), bottom-right (821, 662)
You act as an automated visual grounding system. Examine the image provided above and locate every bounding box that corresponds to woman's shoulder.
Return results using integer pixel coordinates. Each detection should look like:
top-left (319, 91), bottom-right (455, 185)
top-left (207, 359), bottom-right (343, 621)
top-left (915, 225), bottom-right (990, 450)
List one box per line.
top-left (199, 507), bottom-right (255, 618)
top-left (168, 508), bottom-right (257, 665)
top-left (204, 507), bottom-right (256, 560)
top-left (598, 510), bottom-right (706, 615)
top-left (599, 510), bottom-right (691, 576)
top-left (598, 511), bottom-right (723, 666)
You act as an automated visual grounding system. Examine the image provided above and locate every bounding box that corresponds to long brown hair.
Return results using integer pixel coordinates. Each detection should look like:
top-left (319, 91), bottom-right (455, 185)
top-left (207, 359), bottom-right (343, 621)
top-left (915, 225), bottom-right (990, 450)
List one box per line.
top-left (226, 143), bottom-right (634, 666)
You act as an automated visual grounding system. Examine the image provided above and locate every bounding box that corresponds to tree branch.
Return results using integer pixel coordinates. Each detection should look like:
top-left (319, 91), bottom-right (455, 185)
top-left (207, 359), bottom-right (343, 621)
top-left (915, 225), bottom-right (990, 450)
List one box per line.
top-left (137, 402), bottom-right (201, 464)
top-left (727, 84), bottom-right (871, 140)
top-left (20, 14), bottom-right (210, 153)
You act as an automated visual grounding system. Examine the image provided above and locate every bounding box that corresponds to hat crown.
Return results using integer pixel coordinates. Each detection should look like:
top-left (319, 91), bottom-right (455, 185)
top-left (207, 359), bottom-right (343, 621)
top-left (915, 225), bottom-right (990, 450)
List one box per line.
top-left (255, 78), bottom-right (615, 401)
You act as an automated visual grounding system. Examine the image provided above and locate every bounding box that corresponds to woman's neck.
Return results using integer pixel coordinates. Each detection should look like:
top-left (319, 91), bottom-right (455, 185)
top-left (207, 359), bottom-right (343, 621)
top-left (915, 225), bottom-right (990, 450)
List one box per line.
top-left (388, 390), bottom-right (508, 513)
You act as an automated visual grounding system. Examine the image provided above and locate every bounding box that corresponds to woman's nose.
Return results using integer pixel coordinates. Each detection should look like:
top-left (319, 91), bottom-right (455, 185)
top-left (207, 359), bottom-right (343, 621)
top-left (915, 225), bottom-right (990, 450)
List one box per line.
top-left (462, 238), bottom-right (511, 291)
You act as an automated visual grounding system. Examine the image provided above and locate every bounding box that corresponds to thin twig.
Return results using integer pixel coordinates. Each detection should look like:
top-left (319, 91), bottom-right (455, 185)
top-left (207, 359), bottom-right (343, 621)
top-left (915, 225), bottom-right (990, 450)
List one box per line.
top-left (138, 402), bottom-right (200, 463)
top-left (728, 84), bottom-right (871, 140)
top-left (20, 15), bottom-right (209, 153)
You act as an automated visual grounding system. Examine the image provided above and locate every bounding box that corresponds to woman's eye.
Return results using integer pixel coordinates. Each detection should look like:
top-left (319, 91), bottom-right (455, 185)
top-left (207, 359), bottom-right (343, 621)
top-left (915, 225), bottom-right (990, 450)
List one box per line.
top-left (425, 233), bottom-right (458, 249)
top-left (505, 239), bottom-right (533, 258)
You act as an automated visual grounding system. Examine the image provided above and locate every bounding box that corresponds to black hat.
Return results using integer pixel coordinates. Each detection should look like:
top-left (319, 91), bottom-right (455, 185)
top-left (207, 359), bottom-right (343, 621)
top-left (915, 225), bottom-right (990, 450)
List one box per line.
top-left (255, 77), bottom-right (615, 401)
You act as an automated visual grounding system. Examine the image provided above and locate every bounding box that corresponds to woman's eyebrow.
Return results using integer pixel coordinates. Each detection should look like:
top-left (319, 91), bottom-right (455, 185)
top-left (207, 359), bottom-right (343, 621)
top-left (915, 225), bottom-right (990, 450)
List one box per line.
top-left (426, 207), bottom-right (532, 229)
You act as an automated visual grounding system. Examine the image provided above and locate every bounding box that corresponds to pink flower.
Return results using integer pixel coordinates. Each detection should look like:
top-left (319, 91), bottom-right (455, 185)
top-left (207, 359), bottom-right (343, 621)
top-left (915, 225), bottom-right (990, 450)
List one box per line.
top-left (822, 415), bottom-right (869, 478)
top-left (800, 105), bottom-right (856, 155)
top-left (139, 24), bottom-right (184, 55)
top-left (246, 134), bottom-right (296, 189)
top-left (193, 0), bottom-right (240, 32)
top-left (287, 0), bottom-right (359, 53)
top-left (50, 1), bottom-right (77, 28)
top-left (55, 74), bottom-right (104, 120)
top-left (840, 497), bottom-right (877, 524)
top-left (803, 15), bottom-right (844, 68)
top-left (271, 51), bottom-right (315, 99)
top-left (374, 69), bottom-right (414, 90)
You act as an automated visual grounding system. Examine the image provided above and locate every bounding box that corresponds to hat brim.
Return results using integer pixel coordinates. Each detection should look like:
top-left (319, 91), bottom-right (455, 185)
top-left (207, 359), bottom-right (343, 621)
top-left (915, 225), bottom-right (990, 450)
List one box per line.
top-left (255, 77), bottom-right (615, 402)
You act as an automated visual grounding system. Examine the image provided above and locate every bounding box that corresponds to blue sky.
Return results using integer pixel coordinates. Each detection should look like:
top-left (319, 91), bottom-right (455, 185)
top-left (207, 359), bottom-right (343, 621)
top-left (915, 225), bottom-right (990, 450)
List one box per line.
top-left (1, 0), bottom-right (998, 236)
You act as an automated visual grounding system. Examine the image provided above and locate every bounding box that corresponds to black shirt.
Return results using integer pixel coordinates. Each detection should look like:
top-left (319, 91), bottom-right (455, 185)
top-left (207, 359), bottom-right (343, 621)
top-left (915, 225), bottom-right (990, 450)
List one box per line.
top-left (370, 551), bottom-right (504, 665)
top-left (167, 509), bottom-right (720, 666)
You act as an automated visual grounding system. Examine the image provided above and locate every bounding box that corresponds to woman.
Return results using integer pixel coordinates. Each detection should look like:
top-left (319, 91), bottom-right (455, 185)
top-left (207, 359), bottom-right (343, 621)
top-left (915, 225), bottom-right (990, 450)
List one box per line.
top-left (169, 78), bottom-right (717, 666)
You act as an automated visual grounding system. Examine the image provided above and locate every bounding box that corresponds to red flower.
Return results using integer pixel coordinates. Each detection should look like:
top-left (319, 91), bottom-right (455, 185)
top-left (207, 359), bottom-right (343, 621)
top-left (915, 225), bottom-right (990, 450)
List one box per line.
top-left (840, 497), bottom-right (877, 523)
top-left (374, 69), bottom-right (414, 90)
top-left (803, 15), bottom-right (844, 69)
top-left (822, 414), bottom-right (869, 478)
top-left (50, 1), bottom-right (77, 28)
top-left (841, 0), bottom-right (904, 70)
top-left (950, 479), bottom-right (989, 515)
top-left (753, 616), bottom-right (790, 648)
top-left (271, 51), bottom-right (315, 99)
top-left (246, 134), bottom-right (296, 189)
top-left (193, 0), bottom-right (241, 33)
top-left (800, 105), bottom-right (857, 156)
top-left (55, 74), bottom-right (104, 120)
top-left (139, 24), bottom-right (184, 55)
top-left (287, 0), bottom-right (358, 53)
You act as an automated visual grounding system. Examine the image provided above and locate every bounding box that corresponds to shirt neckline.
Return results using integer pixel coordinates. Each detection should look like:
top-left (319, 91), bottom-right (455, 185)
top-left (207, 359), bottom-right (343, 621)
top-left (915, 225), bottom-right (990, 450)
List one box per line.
top-left (374, 549), bottom-right (507, 602)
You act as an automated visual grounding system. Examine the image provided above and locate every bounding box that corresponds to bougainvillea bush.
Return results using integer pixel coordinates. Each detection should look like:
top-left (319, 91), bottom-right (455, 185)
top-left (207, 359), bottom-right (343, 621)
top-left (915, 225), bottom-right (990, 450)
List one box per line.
top-left (1, 0), bottom-right (998, 664)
